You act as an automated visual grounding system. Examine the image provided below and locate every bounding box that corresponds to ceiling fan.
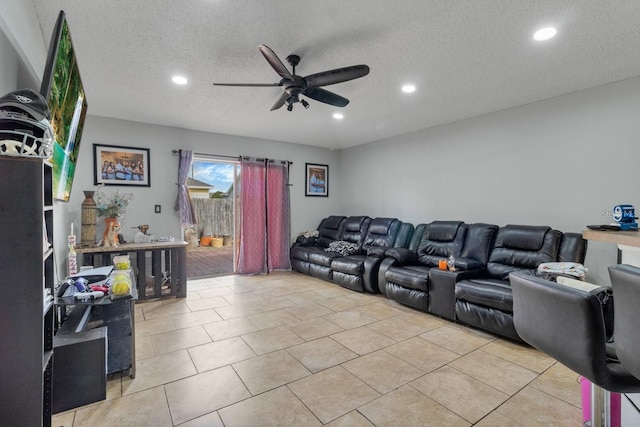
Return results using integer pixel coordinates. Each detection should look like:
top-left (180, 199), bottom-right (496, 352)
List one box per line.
top-left (213, 44), bottom-right (370, 111)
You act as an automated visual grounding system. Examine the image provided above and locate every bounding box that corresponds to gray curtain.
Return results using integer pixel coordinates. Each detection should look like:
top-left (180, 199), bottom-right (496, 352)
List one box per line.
top-left (174, 150), bottom-right (197, 226)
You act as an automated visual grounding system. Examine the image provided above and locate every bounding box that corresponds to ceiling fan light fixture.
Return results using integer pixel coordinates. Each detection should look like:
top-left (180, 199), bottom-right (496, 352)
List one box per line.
top-left (333, 113), bottom-right (344, 120)
top-left (214, 45), bottom-right (369, 112)
top-left (533, 27), bottom-right (557, 41)
top-left (402, 84), bottom-right (416, 93)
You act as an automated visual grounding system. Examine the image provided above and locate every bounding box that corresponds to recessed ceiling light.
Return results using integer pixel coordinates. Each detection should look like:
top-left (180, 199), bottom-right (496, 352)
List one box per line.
top-left (533, 27), bottom-right (557, 41)
top-left (333, 113), bottom-right (344, 120)
top-left (172, 75), bottom-right (188, 85)
top-left (402, 84), bottom-right (416, 93)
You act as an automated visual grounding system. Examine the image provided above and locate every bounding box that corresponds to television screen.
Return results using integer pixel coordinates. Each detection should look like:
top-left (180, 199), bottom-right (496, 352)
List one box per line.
top-left (40, 10), bottom-right (88, 202)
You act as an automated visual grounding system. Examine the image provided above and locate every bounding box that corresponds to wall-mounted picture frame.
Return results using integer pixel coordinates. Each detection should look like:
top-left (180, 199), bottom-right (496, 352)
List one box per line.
top-left (305, 163), bottom-right (328, 197)
top-left (93, 144), bottom-right (150, 187)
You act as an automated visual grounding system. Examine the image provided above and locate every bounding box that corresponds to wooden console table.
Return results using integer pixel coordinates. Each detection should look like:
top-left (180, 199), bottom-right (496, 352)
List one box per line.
top-left (75, 241), bottom-right (188, 300)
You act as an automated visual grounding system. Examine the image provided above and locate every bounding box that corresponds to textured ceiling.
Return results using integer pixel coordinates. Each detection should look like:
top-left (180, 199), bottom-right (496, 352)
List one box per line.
top-left (31, 0), bottom-right (640, 149)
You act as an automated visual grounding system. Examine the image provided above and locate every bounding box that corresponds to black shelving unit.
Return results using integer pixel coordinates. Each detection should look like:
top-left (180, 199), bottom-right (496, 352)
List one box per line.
top-left (0, 156), bottom-right (54, 427)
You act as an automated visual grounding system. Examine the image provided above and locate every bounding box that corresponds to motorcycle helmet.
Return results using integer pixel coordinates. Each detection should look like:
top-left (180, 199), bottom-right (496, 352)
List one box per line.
top-left (0, 88), bottom-right (54, 158)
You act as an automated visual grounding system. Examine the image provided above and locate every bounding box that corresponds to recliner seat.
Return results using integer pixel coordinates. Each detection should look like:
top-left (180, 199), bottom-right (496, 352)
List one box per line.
top-left (290, 215), bottom-right (346, 279)
top-left (332, 217), bottom-right (413, 292)
top-left (382, 221), bottom-right (468, 312)
top-left (455, 225), bottom-right (586, 341)
top-left (291, 215), bottom-right (372, 282)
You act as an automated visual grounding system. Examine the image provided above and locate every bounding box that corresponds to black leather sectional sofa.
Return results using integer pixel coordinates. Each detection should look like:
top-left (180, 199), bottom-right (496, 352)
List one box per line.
top-left (291, 216), bottom-right (587, 341)
top-left (290, 216), bottom-right (414, 292)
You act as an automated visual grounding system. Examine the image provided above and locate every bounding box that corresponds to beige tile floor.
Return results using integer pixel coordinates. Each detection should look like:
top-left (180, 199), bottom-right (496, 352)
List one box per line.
top-left (53, 272), bottom-right (583, 426)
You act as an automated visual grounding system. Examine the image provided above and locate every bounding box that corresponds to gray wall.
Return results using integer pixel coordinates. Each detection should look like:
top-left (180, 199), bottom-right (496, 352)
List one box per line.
top-left (339, 76), bottom-right (640, 284)
top-left (69, 115), bottom-right (342, 244)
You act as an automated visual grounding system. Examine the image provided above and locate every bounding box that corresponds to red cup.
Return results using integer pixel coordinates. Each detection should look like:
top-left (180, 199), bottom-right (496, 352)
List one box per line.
top-left (438, 259), bottom-right (447, 270)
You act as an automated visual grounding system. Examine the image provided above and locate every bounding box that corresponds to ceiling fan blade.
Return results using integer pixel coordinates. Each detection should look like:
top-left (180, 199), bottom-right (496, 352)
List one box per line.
top-left (270, 92), bottom-right (290, 111)
top-left (213, 82), bottom-right (282, 87)
top-left (304, 65), bottom-right (369, 87)
top-left (259, 44), bottom-right (293, 80)
top-left (303, 87), bottom-right (349, 107)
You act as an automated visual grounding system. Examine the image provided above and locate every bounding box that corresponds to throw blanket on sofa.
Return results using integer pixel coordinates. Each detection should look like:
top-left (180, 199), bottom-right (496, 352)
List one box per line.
top-left (325, 241), bottom-right (359, 256)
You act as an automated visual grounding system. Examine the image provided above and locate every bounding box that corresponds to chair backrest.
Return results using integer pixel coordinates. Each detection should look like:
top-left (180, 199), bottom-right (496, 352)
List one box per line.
top-left (416, 221), bottom-right (467, 267)
top-left (406, 224), bottom-right (427, 252)
top-left (609, 264), bottom-right (640, 380)
top-left (393, 222), bottom-right (415, 249)
top-left (316, 215), bottom-right (346, 247)
top-left (510, 272), bottom-right (614, 389)
top-left (486, 225), bottom-right (561, 280)
top-left (460, 223), bottom-right (499, 267)
top-left (558, 232), bottom-right (588, 263)
top-left (339, 216), bottom-right (371, 248)
top-left (361, 217), bottom-right (401, 251)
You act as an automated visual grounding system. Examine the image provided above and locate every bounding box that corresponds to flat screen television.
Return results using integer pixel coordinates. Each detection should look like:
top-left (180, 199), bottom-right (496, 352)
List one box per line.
top-left (40, 10), bottom-right (88, 202)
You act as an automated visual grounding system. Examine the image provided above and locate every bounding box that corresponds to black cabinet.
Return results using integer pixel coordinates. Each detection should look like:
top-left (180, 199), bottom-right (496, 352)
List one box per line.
top-left (0, 157), bottom-right (54, 427)
top-left (56, 275), bottom-right (137, 379)
top-left (52, 325), bottom-right (107, 413)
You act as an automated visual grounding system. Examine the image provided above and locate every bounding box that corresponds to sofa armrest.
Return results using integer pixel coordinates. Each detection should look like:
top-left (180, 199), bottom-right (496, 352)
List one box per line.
top-left (452, 257), bottom-right (484, 271)
top-left (428, 268), bottom-right (485, 320)
top-left (429, 268), bottom-right (485, 285)
top-left (384, 248), bottom-right (417, 265)
top-left (366, 246), bottom-right (387, 258)
top-left (294, 235), bottom-right (318, 246)
top-left (377, 257), bottom-right (399, 296)
top-left (363, 256), bottom-right (385, 293)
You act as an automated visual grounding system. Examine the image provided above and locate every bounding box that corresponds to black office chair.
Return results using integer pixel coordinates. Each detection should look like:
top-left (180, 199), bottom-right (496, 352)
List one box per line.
top-left (510, 272), bottom-right (640, 427)
top-left (609, 264), bottom-right (640, 380)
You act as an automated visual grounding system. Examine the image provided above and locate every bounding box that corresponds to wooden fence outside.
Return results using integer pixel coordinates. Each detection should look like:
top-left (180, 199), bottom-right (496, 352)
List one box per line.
top-left (192, 198), bottom-right (233, 237)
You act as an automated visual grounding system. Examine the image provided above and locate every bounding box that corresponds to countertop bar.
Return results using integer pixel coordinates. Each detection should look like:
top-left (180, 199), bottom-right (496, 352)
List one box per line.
top-left (582, 229), bottom-right (640, 248)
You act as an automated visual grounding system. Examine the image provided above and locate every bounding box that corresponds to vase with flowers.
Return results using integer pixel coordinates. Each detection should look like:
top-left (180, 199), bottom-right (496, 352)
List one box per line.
top-left (95, 185), bottom-right (134, 247)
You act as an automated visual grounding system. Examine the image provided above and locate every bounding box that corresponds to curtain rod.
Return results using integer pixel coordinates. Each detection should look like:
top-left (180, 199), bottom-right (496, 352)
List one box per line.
top-left (171, 149), bottom-right (239, 160)
top-left (241, 156), bottom-right (293, 165)
top-left (172, 150), bottom-right (293, 165)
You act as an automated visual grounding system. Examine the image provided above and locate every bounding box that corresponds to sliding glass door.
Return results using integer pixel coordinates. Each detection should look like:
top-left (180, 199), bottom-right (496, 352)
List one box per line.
top-left (185, 156), bottom-right (240, 278)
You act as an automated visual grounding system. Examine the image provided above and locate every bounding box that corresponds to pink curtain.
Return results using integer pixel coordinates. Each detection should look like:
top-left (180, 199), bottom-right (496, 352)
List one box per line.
top-left (237, 157), bottom-right (291, 274)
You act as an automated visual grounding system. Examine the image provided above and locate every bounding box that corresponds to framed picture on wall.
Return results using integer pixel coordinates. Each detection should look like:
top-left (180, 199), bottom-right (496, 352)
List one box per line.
top-left (305, 163), bottom-right (328, 197)
top-left (93, 144), bottom-right (150, 187)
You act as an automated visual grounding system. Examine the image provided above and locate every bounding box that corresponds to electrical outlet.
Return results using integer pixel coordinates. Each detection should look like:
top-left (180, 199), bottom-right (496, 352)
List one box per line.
top-left (154, 204), bottom-right (161, 213)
